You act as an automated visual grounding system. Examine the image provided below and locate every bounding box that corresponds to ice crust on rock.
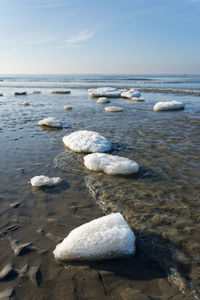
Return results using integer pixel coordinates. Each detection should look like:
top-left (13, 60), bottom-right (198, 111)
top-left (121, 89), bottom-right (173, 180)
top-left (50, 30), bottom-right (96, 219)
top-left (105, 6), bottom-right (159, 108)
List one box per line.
top-left (30, 175), bottom-right (62, 187)
top-left (153, 101), bottom-right (185, 111)
top-left (97, 97), bottom-right (110, 104)
top-left (88, 87), bottom-right (122, 98)
top-left (121, 89), bottom-right (141, 99)
top-left (105, 106), bottom-right (123, 112)
top-left (53, 212), bottom-right (135, 261)
top-left (38, 117), bottom-right (62, 128)
top-left (84, 153), bottom-right (139, 175)
top-left (62, 130), bottom-right (112, 153)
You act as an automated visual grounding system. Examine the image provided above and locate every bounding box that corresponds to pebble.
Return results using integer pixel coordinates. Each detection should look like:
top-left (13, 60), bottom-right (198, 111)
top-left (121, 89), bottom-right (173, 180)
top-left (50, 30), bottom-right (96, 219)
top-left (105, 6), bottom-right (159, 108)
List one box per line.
top-left (23, 102), bottom-right (30, 106)
top-left (50, 90), bottom-right (71, 94)
top-left (10, 202), bottom-right (20, 208)
top-left (64, 105), bottom-right (72, 110)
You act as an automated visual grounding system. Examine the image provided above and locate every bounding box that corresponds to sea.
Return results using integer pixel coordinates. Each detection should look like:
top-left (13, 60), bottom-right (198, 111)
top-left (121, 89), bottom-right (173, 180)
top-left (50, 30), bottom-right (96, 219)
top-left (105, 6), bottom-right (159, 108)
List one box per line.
top-left (0, 74), bottom-right (199, 299)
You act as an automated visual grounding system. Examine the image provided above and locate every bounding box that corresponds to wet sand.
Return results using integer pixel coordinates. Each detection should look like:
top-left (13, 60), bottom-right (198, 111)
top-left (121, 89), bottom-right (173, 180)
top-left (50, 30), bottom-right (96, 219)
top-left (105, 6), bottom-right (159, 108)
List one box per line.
top-left (0, 86), bottom-right (199, 299)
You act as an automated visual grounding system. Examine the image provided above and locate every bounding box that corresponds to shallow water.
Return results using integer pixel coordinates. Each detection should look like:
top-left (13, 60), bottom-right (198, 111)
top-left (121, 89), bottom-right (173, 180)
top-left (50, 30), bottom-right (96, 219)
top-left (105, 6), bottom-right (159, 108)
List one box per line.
top-left (0, 74), bottom-right (199, 299)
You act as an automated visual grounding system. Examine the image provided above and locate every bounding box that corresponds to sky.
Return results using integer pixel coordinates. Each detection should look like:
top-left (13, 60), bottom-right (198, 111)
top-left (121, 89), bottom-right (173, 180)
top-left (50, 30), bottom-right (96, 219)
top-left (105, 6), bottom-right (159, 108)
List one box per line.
top-left (0, 0), bottom-right (200, 74)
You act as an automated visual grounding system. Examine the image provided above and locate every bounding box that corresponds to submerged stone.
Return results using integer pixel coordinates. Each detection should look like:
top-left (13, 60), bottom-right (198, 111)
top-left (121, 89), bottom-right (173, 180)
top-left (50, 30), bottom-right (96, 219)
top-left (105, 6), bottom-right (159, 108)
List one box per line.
top-left (38, 117), bottom-right (62, 128)
top-left (105, 106), bottom-right (123, 112)
top-left (50, 90), bottom-right (71, 94)
top-left (64, 105), bottom-right (72, 110)
top-left (63, 130), bottom-right (112, 153)
top-left (53, 212), bottom-right (135, 261)
top-left (154, 101), bottom-right (185, 111)
top-left (14, 92), bottom-right (27, 96)
top-left (30, 175), bottom-right (62, 187)
top-left (84, 153), bottom-right (139, 175)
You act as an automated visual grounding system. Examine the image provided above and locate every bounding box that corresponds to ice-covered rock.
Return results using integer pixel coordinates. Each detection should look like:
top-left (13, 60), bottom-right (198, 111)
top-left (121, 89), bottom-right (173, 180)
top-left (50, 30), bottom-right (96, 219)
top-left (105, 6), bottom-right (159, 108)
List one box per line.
top-left (23, 101), bottom-right (30, 106)
top-left (121, 89), bottom-right (141, 99)
top-left (153, 101), bottom-right (185, 111)
top-left (97, 97), bottom-right (110, 104)
top-left (30, 175), bottom-right (62, 187)
top-left (63, 130), bottom-right (112, 153)
top-left (84, 153), bottom-right (139, 175)
top-left (88, 87), bottom-right (122, 98)
top-left (105, 106), bottom-right (123, 112)
top-left (64, 105), bottom-right (72, 110)
top-left (53, 212), bottom-right (135, 261)
top-left (131, 97), bottom-right (145, 101)
top-left (38, 117), bottom-right (62, 128)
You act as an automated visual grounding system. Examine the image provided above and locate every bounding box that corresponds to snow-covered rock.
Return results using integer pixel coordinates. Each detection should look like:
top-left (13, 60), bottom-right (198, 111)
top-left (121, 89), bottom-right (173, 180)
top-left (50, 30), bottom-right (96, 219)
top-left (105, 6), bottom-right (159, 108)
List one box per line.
top-left (105, 106), bottom-right (123, 112)
top-left (64, 105), bottom-right (72, 110)
top-left (121, 89), bottom-right (141, 99)
top-left (30, 175), bottom-right (62, 187)
top-left (131, 97), bottom-right (145, 101)
top-left (53, 212), bottom-right (135, 261)
top-left (63, 130), bottom-right (112, 153)
top-left (38, 117), bottom-right (62, 128)
top-left (84, 153), bottom-right (139, 175)
top-left (153, 101), bottom-right (185, 111)
top-left (97, 97), bottom-right (110, 104)
top-left (23, 102), bottom-right (30, 106)
top-left (88, 87), bottom-right (122, 98)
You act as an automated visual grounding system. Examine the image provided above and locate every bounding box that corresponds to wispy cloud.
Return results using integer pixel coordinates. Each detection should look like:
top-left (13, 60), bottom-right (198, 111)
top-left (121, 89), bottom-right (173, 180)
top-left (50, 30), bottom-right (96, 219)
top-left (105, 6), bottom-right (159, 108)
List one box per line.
top-left (28, 37), bottom-right (56, 46)
top-left (65, 30), bottom-right (95, 48)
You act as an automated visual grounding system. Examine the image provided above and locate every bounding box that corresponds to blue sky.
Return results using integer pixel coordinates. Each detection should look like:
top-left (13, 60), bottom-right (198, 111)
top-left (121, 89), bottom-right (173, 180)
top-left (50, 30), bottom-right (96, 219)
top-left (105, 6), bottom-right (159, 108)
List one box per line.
top-left (0, 0), bottom-right (200, 74)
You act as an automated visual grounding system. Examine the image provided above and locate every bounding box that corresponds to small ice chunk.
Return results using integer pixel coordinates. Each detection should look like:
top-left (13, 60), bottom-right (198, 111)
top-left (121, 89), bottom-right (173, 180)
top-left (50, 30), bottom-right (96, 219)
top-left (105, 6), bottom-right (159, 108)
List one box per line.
top-left (153, 101), bottom-right (185, 111)
top-left (97, 97), bottom-right (110, 104)
top-left (30, 175), bottom-right (62, 187)
top-left (53, 212), bottom-right (135, 261)
top-left (63, 130), bottom-right (112, 153)
top-left (121, 89), bottom-right (141, 99)
top-left (64, 105), bottom-right (72, 110)
top-left (84, 153), bottom-right (139, 175)
top-left (88, 87), bottom-right (122, 98)
top-left (105, 106), bottom-right (123, 112)
top-left (131, 97), bottom-right (145, 101)
top-left (38, 117), bottom-right (62, 128)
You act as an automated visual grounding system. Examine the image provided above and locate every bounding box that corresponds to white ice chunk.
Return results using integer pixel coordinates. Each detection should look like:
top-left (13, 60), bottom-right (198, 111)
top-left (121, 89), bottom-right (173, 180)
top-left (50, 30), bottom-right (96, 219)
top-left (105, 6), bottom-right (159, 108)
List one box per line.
top-left (30, 175), bottom-right (62, 187)
top-left (84, 153), bottom-right (139, 175)
top-left (88, 87), bottom-right (122, 98)
top-left (64, 105), bottom-right (72, 110)
top-left (53, 212), bottom-right (135, 261)
top-left (153, 101), bottom-right (185, 111)
top-left (97, 97), bottom-right (110, 104)
top-left (105, 106), bottom-right (123, 112)
top-left (63, 130), bottom-right (112, 153)
top-left (121, 89), bottom-right (141, 99)
top-left (38, 117), bottom-right (62, 128)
